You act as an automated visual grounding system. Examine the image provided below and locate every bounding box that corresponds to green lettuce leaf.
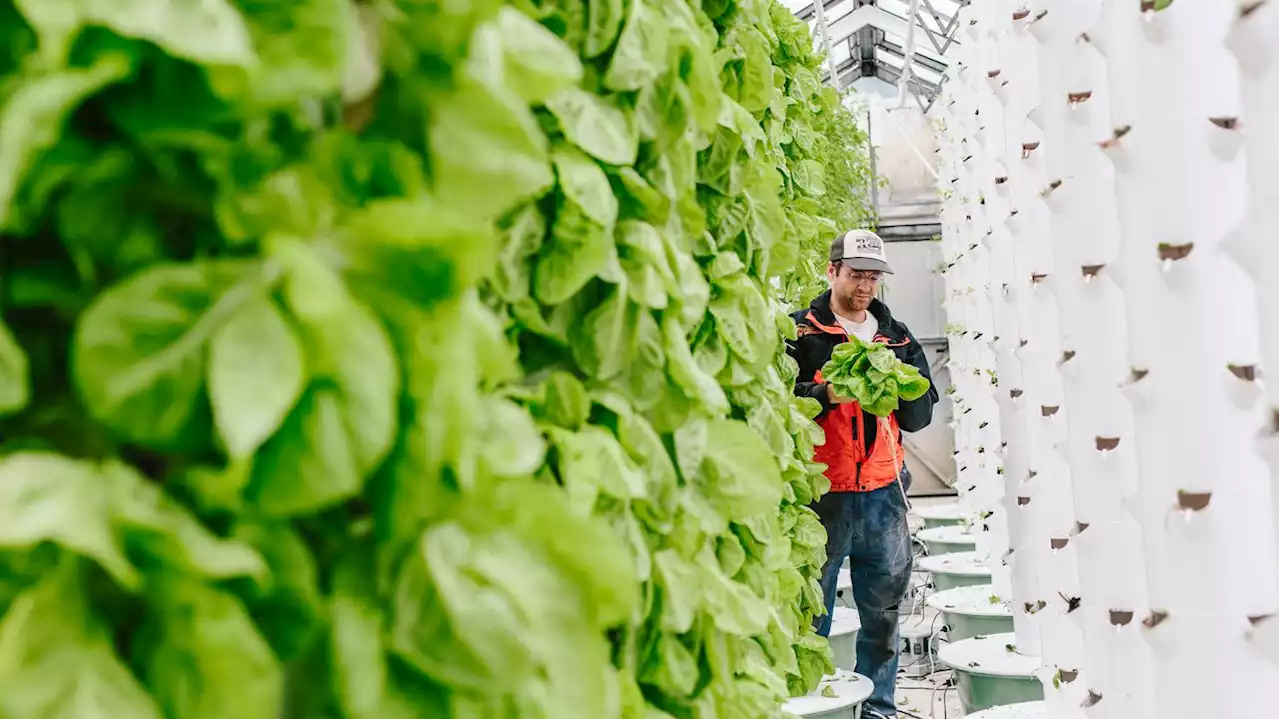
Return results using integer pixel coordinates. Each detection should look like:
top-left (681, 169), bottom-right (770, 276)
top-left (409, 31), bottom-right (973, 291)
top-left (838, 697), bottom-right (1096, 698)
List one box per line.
top-left (0, 0), bottom-right (874, 712)
top-left (821, 334), bottom-right (931, 418)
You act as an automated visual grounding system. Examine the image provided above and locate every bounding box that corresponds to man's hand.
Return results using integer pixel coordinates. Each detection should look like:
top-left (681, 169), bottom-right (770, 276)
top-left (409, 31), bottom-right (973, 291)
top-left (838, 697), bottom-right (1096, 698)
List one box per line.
top-left (826, 383), bottom-right (856, 405)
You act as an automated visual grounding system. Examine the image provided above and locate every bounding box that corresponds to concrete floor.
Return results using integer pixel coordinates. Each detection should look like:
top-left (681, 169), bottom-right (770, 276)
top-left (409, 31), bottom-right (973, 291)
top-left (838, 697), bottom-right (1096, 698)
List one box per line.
top-left (895, 674), bottom-right (964, 718)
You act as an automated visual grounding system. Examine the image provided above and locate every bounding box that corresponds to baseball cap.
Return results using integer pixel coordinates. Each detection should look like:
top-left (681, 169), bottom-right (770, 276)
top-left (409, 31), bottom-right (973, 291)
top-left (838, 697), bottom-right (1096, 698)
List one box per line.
top-left (829, 229), bottom-right (893, 274)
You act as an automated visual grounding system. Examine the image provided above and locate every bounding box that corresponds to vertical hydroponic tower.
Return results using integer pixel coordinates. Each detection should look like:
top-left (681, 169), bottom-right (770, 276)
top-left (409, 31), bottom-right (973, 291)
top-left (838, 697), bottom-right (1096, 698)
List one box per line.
top-left (935, 1), bottom-right (1279, 717)
top-left (1099, 1), bottom-right (1278, 716)
top-left (1224, 0), bottom-right (1280, 697)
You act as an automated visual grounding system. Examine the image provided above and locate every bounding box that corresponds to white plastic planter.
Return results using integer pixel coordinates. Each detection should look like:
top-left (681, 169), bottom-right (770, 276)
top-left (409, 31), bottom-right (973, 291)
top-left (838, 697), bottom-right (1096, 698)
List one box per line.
top-left (1224, 0), bottom-right (1280, 565)
top-left (926, 584), bottom-right (1014, 642)
top-left (917, 524), bottom-right (977, 556)
top-left (937, 632), bottom-right (1045, 715)
top-left (1099, 3), bottom-right (1278, 717)
top-left (1141, 613), bottom-right (1277, 719)
top-left (829, 606), bottom-right (862, 672)
top-left (783, 671), bottom-right (874, 719)
top-left (910, 502), bottom-right (970, 529)
top-left (918, 551), bottom-right (993, 592)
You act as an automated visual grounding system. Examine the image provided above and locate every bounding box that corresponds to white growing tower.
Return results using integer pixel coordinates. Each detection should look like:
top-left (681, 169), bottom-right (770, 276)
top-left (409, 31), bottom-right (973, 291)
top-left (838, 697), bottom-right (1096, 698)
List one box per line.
top-left (934, 1), bottom-right (1279, 718)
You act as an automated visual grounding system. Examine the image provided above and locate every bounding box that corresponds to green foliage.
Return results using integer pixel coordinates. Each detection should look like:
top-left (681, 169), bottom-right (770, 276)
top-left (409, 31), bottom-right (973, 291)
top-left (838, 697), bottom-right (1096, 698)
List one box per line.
top-left (0, 0), bottom-right (871, 716)
top-left (764, 17), bottom-right (877, 308)
top-left (821, 335), bottom-right (931, 417)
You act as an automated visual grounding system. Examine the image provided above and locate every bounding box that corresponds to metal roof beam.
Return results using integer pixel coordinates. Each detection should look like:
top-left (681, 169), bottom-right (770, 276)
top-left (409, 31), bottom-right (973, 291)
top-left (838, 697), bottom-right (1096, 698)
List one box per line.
top-left (797, 3), bottom-right (917, 40)
top-left (918, 0), bottom-right (957, 35)
top-left (923, 73), bottom-right (948, 113)
top-left (823, 6), bottom-right (961, 69)
top-left (804, 0), bottom-right (963, 99)
top-left (796, 0), bottom-right (882, 22)
top-left (916, 0), bottom-right (967, 55)
top-left (877, 36), bottom-right (947, 74)
top-left (800, 0), bottom-right (967, 57)
top-left (872, 62), bottom-right (940, 103)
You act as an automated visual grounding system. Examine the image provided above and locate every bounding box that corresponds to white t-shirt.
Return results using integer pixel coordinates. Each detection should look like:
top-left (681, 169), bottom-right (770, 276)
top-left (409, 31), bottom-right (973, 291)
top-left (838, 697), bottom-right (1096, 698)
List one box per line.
top-left (834, 311), bottom-right (878, 343)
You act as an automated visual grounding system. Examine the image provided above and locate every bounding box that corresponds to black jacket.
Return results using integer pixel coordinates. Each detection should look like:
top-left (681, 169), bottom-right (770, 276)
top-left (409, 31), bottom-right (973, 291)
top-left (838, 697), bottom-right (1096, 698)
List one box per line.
top-left (786, 290), bottom-right (939, 452)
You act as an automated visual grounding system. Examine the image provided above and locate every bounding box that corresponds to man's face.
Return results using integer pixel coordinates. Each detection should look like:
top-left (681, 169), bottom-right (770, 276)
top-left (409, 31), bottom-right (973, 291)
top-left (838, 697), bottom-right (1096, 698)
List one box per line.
top-left (826, 262), bottom-right (882, 312)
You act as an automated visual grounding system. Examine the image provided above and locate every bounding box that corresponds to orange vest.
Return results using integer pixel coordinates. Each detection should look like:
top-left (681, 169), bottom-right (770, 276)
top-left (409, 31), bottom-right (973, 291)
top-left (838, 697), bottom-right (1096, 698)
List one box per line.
top-left (803, 309), bottom-right (908, 493)
top-left (813, 369), bottom-right (906, 493)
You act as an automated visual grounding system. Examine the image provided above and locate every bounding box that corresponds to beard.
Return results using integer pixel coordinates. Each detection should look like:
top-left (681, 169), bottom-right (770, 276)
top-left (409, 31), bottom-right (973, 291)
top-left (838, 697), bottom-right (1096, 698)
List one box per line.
top-left (847, 292), bottom-right (872, 311)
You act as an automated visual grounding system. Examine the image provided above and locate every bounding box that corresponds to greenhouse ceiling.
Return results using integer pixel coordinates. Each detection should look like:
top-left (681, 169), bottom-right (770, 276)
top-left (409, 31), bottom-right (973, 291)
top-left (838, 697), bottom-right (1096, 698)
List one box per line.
top-left (782, 0), bottom-right (969, 110)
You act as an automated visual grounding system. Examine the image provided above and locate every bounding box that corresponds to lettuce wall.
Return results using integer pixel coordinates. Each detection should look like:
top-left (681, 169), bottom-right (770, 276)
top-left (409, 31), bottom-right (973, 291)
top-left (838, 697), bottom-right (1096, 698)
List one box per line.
top-left (0, 0), bottom-right (872, 716)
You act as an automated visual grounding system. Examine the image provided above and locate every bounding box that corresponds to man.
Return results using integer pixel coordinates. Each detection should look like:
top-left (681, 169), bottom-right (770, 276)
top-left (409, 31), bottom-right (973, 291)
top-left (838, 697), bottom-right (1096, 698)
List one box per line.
top-left (787, 230), bottom-right (939, 719)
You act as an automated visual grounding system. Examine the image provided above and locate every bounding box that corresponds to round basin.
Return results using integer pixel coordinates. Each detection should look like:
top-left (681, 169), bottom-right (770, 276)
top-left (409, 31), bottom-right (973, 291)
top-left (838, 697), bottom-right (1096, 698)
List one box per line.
top-left (917, 524), bottom-right (977, 556)
top-left (965, 701), bottom-right (1046, 719)
top-left (917, 551), bottom-right (992, 592)
top-left (783, 670), bottom-right (874, 719)
top-left (910, 502), bottom-right (969, 529)
top-left (829, 606), bottom-right (862, 671)
top-left (924, 584), bottom-right (1014, 641)
top-left (937, 632), bottom-right (1045, 714)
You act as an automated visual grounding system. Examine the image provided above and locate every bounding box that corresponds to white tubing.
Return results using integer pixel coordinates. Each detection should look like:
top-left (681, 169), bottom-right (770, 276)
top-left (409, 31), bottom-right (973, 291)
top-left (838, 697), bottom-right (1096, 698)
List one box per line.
top-left (893, 0), bottom-right (922, 109)
top-left (812, 0), bottom-right (842, 88)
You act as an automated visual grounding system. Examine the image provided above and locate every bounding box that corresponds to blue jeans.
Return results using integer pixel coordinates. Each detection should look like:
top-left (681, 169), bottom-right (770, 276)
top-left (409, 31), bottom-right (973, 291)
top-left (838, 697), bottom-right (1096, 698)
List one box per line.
top-left (812, 472), bottom-right (913, 719)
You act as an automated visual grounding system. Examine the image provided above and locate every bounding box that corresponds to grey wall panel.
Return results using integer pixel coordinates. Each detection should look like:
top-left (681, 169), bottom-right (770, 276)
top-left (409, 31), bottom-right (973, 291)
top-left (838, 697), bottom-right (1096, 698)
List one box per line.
top-left (879, 239), bottom-right (946, 341)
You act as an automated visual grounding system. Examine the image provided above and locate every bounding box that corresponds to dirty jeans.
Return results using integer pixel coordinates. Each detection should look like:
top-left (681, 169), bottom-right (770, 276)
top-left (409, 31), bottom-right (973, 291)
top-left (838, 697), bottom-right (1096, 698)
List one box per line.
top-left (812, 470), bottom-right (913, 719)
